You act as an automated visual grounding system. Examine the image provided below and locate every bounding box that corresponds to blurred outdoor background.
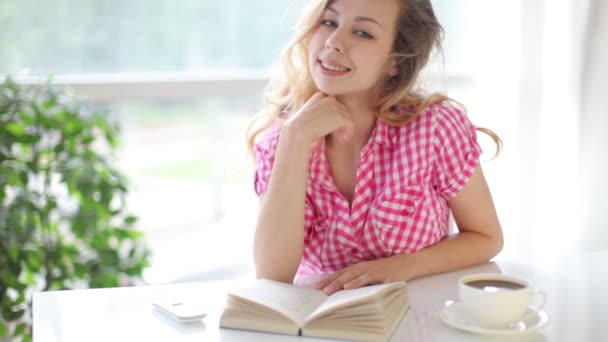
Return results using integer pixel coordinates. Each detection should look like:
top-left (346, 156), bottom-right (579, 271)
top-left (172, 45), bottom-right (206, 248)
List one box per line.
top-left (2, 0), bottom-right (605, 284)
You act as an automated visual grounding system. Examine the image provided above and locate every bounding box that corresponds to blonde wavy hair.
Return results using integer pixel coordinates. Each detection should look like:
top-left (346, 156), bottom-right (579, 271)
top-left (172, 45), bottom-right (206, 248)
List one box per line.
top-left (247, 0), bottom-right (501, 157)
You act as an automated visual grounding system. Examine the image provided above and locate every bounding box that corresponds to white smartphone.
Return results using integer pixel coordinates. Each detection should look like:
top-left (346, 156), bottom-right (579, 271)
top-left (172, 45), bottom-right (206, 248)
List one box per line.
top-left (152, 301), bottom-right (207, 323)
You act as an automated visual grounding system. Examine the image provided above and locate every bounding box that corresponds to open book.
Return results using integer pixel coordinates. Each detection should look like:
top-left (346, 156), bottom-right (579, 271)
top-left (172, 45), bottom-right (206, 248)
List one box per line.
top-left (219, 279), bottom-right (409, 341)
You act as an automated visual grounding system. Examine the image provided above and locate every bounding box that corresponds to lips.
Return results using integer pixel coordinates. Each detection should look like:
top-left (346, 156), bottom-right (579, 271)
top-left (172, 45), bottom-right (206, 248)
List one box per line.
top-left (318, 58), bottom-right (351, 72)
top-left (317, 58), bottom-right (351, 78)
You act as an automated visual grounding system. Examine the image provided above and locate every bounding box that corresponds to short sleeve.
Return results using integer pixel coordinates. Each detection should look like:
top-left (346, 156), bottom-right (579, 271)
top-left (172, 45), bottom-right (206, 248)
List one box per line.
top-left (253, 122), bottom-right (283, 196)
top-left (432, 105), bottom-right (482, 199)
top-left (253, 121), bottom-right (314, 236)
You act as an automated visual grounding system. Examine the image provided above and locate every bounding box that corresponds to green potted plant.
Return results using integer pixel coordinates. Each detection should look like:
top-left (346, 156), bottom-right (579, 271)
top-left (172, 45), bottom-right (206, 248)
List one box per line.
top-left (0, 76), bottom-right (150, 341)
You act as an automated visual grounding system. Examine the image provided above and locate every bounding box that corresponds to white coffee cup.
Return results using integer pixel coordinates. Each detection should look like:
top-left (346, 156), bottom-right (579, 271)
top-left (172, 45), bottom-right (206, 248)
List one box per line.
top-left (458, 273), bottom-right (546, 327)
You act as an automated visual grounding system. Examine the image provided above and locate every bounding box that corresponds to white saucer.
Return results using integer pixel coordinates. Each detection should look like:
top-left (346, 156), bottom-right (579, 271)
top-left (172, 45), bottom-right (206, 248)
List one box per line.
top-left (440, 302), bottom-right (549, 336)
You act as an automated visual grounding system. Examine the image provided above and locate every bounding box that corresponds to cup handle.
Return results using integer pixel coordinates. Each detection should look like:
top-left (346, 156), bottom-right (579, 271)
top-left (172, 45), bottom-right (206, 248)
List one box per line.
top-left (530, 289), bottom-right (546, 311)
top-left (517, 289), bottom-right (547, 323)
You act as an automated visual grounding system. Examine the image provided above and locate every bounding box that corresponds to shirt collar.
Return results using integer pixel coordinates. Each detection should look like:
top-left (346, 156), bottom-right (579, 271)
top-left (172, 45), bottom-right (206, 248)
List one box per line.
top-left (306, 118), bottom-right (397, 193)
top-left (371, 119), bottom-right (397, 149)
top-left (309, 118), bottom-right (397, 164)
top-left (308, 139), bottom-right (335, 192)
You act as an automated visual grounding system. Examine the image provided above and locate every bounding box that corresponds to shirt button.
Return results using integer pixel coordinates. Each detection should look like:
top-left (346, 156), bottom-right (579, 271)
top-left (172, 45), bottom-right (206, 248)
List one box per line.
top-left (400, 208), bottom-right (410, 215)
top-left (351, 248), bottom-right (359, 254)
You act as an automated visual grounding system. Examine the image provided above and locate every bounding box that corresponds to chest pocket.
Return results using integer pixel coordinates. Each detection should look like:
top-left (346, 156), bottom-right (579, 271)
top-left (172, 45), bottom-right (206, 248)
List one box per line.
top-left (370, 184), bottom-right (427, 253)
top-left (305, 217), bottom-right (330, 242)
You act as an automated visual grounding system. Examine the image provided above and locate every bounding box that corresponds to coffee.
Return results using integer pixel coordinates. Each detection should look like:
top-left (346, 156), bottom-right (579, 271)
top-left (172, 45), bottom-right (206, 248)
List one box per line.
top-left (458, 273), bottom-right (546, 327)
top-left (465, 279), bottom-right (525, 291)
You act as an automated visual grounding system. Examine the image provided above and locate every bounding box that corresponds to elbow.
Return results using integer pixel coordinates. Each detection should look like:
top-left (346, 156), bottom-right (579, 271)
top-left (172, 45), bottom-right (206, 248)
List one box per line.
top-left (254, 267), bottom-right (296, 284)
top-left (253, 254), bottom-right (298, 284)
top-left (489, 227), bottom-right (504, 259)
top-left (253, 237), bottom-right (302, 284)
top-left (256, 273), bottom-right (295, 284)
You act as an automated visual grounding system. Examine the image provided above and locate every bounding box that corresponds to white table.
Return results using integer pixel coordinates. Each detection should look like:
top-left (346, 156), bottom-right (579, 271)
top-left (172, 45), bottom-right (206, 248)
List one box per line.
top-left (34, 251), bottom-right (608, 341)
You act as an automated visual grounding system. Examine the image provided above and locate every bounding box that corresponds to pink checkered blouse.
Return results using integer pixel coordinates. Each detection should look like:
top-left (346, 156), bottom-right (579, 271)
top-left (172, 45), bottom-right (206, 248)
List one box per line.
top-left (253, 103), bottom-right (482, 276)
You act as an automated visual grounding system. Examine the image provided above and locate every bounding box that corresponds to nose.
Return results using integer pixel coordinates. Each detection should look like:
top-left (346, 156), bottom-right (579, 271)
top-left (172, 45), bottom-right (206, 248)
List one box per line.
top-left (325, 28), bottom-right (346, 53)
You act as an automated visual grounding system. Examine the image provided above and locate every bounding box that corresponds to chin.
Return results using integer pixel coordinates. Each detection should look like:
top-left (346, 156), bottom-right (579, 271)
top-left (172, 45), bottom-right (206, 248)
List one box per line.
top-left (313, 83), bottom-right (348, 96)
top-left (318, 89), bottom-right (343, 96)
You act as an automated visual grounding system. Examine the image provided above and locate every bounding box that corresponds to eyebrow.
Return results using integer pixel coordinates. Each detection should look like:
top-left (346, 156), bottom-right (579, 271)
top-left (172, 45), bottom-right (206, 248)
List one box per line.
top-left (326, 5), bottom-right (383, 29)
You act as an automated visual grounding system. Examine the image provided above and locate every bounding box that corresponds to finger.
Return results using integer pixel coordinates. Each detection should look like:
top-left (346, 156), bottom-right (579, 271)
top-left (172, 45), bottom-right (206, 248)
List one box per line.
top-left (334, 99), bottom-right (350, 115)
top-left (343, 273), bottom-right (371, 290)
top-left (323, 271), bottom-right (359, 295)
top-left (326, 96), bottom-right (350, 116)
top-left (334, 102), bottom-right (354, 127)
top-left (327, 101), bottom-right (353, 126)
top-left (315, 272), bottom-right (341, 290)
top-left (325, 109), bottom-right (353, 136)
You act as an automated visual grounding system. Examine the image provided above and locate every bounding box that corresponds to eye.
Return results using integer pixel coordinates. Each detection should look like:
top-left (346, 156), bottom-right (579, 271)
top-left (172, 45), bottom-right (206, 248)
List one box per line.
top-left (320, 19), bottom-right (337, 27)
top-left (355, 30), bottom-right (373, 39)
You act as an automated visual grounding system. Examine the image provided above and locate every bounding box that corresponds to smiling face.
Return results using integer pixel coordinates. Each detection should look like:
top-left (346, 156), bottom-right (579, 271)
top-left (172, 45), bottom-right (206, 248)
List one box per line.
top-left (308, 0), bottom-right (400, 97)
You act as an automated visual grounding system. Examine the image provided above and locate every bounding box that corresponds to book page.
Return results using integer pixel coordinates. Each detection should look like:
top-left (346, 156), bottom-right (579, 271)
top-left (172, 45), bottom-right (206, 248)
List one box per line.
top-left (304, 282), bottom-right (406, 323)
top-left (301, 283), bottom-right (409, 341)
top-left (228, 279), bottom-right (328, 326)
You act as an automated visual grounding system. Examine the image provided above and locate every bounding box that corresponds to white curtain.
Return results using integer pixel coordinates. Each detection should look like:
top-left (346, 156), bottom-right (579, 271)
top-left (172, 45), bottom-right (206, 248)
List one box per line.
top-left (520, 0), bottom-right (587, 259)
top-left (445, 0), bottom-right (606, 261)
top-left (579, 0), bottom-right (608, 251)
top-left (505, 0), bottom-right (607, 259)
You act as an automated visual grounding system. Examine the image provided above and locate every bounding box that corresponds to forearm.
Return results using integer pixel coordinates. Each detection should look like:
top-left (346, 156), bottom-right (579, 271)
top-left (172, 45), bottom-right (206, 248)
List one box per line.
top-left (395, 230), bottom-right (503, 281)
top-left (313, 230), bottom-right (502, 294)
top-left (253, 126), bottom-right (310, 283)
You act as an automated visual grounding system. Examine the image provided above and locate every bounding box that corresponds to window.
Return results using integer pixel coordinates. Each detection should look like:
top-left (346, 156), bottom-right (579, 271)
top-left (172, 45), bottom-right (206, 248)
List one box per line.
top-left (110, 96), bottom-right (262, 283)
top-left (1, 1), bottom-right (305, 74)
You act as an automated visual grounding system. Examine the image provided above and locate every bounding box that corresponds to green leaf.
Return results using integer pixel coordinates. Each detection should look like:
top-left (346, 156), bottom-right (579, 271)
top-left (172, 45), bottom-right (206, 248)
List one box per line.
top-left (53, 109), bottom-right (67, 122)
top-left (15, 292), bottom-right (26, 305)
top-left (13, 282), bottom-right (28, 292)
top-left (9, 245), bottom-right (19, 262)
top-left (25, 252), bottom-right (43, 271)
top-left (5, 122), bottom-right (25, 136)
top-left (25, 270), bottom-right (35, 285)
top-left (64, 119), bottom-right (83, 137)
top-left (96, 272), bottom-right (119, 287)
top-left (19, 170), bottom-right (28, 185)
top-left (73, 262), bottom-right (88, 279)
top-left (2, 307), bottom-right (25, 321)
top-left (106, 133), bottom-right (119, 149)
top-left (14, 134), bottom-right (41, 144)
top-left (14, 322), bottom-right (26, 337)
top-left (19, 110), bottom-right (35, 125)
top-left (43, 96), bottom-right (57, 109)
top-left (127, 230), bottom-right (144, 239)
top-left (0, 322), bottom-right (7, 338)
top-left (14, 309), bottom-right (26, 320)
top-left (82, 135), bottom-right (95, 145)
top-left (8, 172), bottom-right (19, 185)
top-left (0, 166), bottom-right (13, 175)
top-left (124, 216), bottom-right (137, 224)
